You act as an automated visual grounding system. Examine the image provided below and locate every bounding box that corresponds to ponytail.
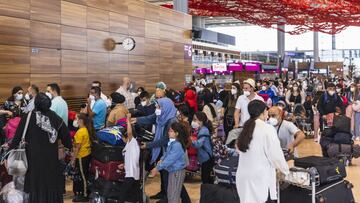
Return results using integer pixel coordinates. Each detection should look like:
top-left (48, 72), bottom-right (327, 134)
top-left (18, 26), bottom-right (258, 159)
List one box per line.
top-left (236, 100), bottom-right (267, 152)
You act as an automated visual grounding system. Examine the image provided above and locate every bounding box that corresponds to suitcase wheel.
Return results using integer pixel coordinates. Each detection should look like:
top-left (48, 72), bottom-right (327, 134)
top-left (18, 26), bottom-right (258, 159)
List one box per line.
top-left (317, 194), bottom-right (326, 203)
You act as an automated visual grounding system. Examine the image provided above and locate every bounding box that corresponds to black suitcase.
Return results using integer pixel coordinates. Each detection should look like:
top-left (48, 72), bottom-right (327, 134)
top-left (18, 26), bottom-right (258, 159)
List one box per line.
top-left (280, 180), bottom-right (355, 203)
top-left (333, 116), bottom-right (351, 133)
top-left (294, 156), bottom-right (346, 185)
top-left (91, 177), bottom-right (122, 198)
top-left (200, 184), bottom-right (239, 203)
top-left (333, 132), bottom-right (353, 145)
top-left (92, 140), bottom-right (124, 163)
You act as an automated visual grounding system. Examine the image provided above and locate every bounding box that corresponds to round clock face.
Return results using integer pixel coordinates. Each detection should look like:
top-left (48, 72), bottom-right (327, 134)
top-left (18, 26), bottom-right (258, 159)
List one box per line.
top-left (122, 37), bottom-right (136, 51)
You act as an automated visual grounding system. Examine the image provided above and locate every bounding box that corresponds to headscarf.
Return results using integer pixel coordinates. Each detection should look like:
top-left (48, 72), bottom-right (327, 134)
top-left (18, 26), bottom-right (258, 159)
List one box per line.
top-left (151, 97), bottom-right (177, 163)
top-left (184, 89), bottom-right (198, 112)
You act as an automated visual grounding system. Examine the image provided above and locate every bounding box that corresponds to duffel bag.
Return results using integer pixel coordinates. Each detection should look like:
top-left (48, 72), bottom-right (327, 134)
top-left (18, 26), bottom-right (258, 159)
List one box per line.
top-left (90, 159), bottom-right (124, 181)
top-left (214, 155), bottom-right (238, 185)
top-left (96, 126), bottom-right (126, 146)
top-left (294, 156), bottom-right (346, 186)
top-left (91, 177), bottom-right (122, 198)
top-left (92, 140), bottom-right (124, 163)
top-left (333, 132), bottom-right (352, 145)
top-left (333, 116), bottom-right (351, 133)
top-left (321, 127), bottom-right (336, 138)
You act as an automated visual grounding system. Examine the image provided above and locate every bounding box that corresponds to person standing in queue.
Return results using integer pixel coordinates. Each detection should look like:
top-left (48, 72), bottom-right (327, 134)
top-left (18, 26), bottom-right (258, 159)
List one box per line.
top-left (236, 100), bottom-right (289, 203)
top-left (234, 79), bottom-right (264, 129)
top-left (87, 86), bottom-right (107, 131)
top-left (46, 83), bottom-right (68, 125)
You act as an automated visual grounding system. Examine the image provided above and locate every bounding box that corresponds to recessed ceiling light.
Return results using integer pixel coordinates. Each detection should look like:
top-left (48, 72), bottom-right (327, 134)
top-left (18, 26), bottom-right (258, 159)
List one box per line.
top-left (221, 20), bottom-right (226, 22)
top-left (209, 16), bottom-right (213, 19)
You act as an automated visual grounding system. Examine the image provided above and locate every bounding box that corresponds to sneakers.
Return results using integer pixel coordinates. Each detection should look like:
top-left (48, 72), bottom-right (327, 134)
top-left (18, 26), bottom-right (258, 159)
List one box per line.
top-left (72, 195), bottom-right (89, 202)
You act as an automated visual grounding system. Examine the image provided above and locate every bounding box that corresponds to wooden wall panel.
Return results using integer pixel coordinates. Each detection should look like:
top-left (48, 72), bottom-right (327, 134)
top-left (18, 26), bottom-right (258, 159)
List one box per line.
top-left (87, 7), bottom-right (109, 31)
top-left (128, 16), bottom-right (145, 37)
top-left (0, 0), bottom-right (30, 19)
top-left (61, 25), bottom-right (87, 51)
top-left (31, 21), bottom-right (61, 48)
top-left (61, 50), bottom-right (87, 73)
top-left (110, 53), bottom-right (128, 73)
top-left (61, 1), bottom-right (86, 28)
top-left (86, 0), bottom-right (109, 10)
top-left (30, 48), bottom-right (60, 73)
top-left (0, 45), bottom-right (30, 73)
top-left (109, 12), bottom-right (128, 34)
top-left (0, 0), bottom-right (192, 102)
top-left (31, 0), bottom-right (61, 24)
top-left (0, 16), bottom-right (30, 46)
top-left (87, 52), bottom-right (109, 73)
top-left (87, 29), bottom-right (109, 52)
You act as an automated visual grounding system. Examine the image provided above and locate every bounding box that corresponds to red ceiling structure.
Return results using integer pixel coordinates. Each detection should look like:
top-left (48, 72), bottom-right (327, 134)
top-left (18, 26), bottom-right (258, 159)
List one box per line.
top-left (164, 0), bottom-right (360, 35)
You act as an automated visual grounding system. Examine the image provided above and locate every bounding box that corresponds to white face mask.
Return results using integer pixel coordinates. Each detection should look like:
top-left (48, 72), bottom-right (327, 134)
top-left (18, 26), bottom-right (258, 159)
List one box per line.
top-left (351, 87), bottom-right (356, 92)
top-left (191, 121), bottom-right (200, 129)
top-left (73, 120), bottom-right (79, 128)
top-left (243, 90), bottom-right (251, 97)
top-left (231, 89), bottom-right (237, 95)
top-left (155, 109), bottom-right (162, 116)
top-left (176, 111), bottom-right (181, 117)
top-left (137, 91), bottom-right (142, 95)
top-left (89, 95), bottom-right (95, 101)
top-left (24, 93), bottom-right (31, 101)
top-left (262, 86), bottom-right (267, 91)
top-left (199, 87), bottom-right (204, 92)
top-left (141, 101), bottom-right (147, 106)
top-left (268, 117), bottom-right (278, 126)
top-left (328, 91), bottom-right (335, 96)
top-left (336, 89), bottom-right (341, 93)
top-left (45, 92), bottom-right (52, 100)
top-left (15, 93), bottom-right (23, 101)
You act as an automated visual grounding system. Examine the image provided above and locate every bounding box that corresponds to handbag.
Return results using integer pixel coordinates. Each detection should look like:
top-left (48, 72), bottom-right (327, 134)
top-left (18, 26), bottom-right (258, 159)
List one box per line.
top-left (6, 112), bottom-right (31, 176)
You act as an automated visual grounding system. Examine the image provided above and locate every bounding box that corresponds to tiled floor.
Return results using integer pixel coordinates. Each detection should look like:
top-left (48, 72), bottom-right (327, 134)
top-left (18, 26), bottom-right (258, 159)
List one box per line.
top-left (64, 139), bottom-right (360, 203)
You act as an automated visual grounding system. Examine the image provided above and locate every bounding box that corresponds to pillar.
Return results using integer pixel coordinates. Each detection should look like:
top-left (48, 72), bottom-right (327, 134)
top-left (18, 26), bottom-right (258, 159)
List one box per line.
top-left (173, 0), bottom-right (188, 13)
top-left (313, 31), bottom-right (320, 62)
top-left (277, 23), bottom-right (285, 78)
top-left (192, 16), bottom-right (205, 29)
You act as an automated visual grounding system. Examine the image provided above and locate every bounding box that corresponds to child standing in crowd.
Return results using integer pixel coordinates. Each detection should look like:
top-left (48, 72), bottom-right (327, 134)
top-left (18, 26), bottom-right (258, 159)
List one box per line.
top-left (117, 114), bottom-right (141, 203)
top-left (191, 111), bottom-right (214, 184)
top-left (151, 122), bottom-right (189, 203)
top-left (71, 113), bottom-right (95, 202)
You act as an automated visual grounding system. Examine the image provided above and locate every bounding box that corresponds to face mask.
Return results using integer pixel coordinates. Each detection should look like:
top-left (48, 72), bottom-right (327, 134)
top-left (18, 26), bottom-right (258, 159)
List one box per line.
top-left (137, 91), bottom-right (142, 95)
top-left (336, 89), bottom-right (341, 93)
top-left (73, 120), bottom-right (79, 128)
top-left (191, 121), bottom-right (200, 129)
top-left (155, 109), bottom-right (162, 116)
top-left (141, 101), bottom-right (147, 106)
top-left (262, 86), bottom-right (267, 91)
top-left (24, 93), bottom-right (31, 101)
top-left (176, 111), bottom-right (181, 117)
top-left (231, 89), bottom-right (237, 95)
top-left (243, 90), bottom-right (250, 97)
top-left (89, 95), bottom-right (95, 101)
top-left (328, 91), bottom-right (335, 96)
top-left (318, 86), bottom-right (323, 90)
top-left (268, 117), bottom-right (278, 126)
top-left (351, 87), bottom-right (356, 92)
top-left (45, 92), bottom-right (52, 100)
top-left (199, 88), bottom-right (204, 92)
top-left (15, 93), bottom-right (23, 101)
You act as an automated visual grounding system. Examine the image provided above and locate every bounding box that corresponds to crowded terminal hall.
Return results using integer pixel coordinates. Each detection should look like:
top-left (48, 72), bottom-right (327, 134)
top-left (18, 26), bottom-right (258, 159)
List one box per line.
top-left (2, 0), bottom-right (360, 203)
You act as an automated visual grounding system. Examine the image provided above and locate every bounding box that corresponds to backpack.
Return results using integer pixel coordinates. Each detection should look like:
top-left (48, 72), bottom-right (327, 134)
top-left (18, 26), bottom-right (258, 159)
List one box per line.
top-left (4, 117), bottom-right (21, 142)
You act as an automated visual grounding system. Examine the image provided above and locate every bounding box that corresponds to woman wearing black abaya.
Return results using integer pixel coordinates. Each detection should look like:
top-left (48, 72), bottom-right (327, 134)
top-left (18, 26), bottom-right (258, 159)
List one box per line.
top-left (10, 93), bottom-right (72, 203)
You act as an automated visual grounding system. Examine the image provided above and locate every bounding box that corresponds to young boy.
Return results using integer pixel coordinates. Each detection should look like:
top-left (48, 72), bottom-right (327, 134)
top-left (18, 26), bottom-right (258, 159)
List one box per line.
top-left (117, 114), bottom-right (142, 203)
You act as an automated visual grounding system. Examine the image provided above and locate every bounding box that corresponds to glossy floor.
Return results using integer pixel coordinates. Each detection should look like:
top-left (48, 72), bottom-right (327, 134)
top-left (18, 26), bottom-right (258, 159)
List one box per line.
top-left (64, 139), bottom-right (360, 203)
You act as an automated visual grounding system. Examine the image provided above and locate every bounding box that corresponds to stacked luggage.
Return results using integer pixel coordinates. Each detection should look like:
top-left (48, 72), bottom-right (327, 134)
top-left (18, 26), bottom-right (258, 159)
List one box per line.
top-left (280, 156), bottom-right (355, 203)
top-left (320, 115), bottom-right (360, 165)
top-left (200, 155), bottom-right (239, 203)
top-left (90, 126), bottom-right (126, 200)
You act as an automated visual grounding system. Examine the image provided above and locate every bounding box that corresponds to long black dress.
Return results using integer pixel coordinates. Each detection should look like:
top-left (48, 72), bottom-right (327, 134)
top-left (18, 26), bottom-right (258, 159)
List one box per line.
top-left (10, 110), bottom-right (72, 203)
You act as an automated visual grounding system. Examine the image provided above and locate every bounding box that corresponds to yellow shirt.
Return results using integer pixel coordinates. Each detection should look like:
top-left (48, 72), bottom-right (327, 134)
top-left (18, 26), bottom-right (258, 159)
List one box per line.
top-left (74, 127), bottom-right (91, 158)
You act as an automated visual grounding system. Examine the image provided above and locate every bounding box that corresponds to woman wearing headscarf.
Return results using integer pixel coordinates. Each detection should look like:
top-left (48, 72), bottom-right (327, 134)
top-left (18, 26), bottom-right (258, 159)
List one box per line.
top-left (134, 97), bottom-right (178, 201)
top-left (9, 93), bottom-right (72, 203)
top-left (106, 92), bottom-right (129, 127)
top-left (184, 88), bottom-right (198, 123)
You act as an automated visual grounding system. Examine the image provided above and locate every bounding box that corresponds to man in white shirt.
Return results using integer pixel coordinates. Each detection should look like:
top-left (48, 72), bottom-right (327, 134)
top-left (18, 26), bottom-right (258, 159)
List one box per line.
top-left (268, 106), bottom-right (305, 156)
top-left (234, 78), bottom-right (264, 128)
top-left (91, 81), bottom-right (111, 108)
top-left (116, 77), bottom-right (135, 109)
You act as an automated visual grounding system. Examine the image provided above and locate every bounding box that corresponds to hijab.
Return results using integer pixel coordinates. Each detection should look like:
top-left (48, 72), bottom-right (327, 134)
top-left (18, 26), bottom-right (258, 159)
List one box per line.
top-left (151, 97), bottom-right (177, 163)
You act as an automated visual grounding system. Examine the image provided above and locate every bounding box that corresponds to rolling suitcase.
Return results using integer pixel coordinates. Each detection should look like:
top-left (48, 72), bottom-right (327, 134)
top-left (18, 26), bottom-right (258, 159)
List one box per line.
top-left (90, 159), bottom-right (125, 181)
top-left (294, 156), bottom-right (346, 185)
top-left (280, 180), bottom-right (354, 203)
top-left (200, 184), bottom-right (239, 203)
top-left (213, 155), bottom-right (238, 185)
top-left (91, 177), bottom-right (122, 198)
top-left (92, 140), bottom-right (124, 163)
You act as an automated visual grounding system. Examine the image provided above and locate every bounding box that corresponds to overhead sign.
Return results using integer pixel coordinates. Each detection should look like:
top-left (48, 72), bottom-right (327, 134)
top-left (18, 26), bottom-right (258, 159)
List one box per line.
top-left (212, 63), bottom-right (227, 72)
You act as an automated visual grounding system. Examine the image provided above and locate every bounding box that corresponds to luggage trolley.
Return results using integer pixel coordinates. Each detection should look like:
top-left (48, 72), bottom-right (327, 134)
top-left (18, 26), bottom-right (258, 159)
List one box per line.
top-left (278, 167), bottom-right (319, 203)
